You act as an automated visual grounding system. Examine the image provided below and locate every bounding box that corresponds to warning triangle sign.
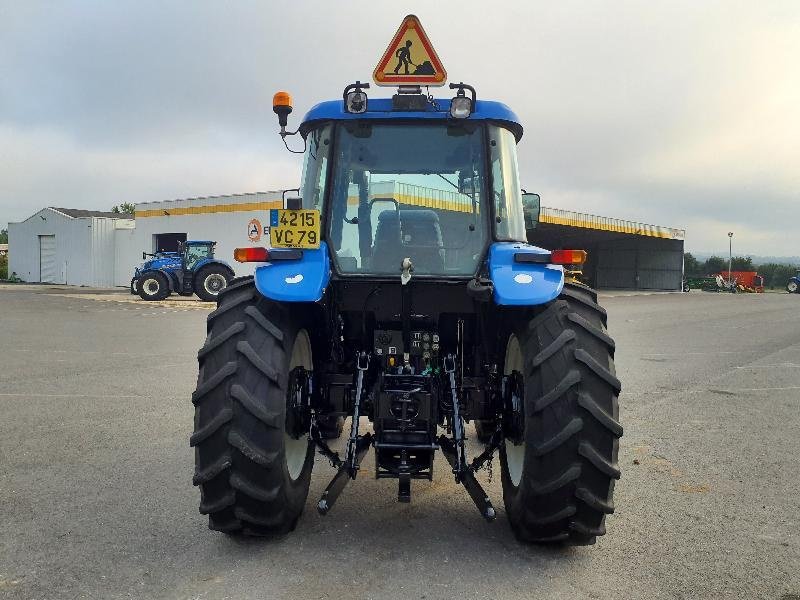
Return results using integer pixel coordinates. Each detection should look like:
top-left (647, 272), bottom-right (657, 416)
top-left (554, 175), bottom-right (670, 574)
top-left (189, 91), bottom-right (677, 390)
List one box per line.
top-left (373, 15), bottom-right (447, 87)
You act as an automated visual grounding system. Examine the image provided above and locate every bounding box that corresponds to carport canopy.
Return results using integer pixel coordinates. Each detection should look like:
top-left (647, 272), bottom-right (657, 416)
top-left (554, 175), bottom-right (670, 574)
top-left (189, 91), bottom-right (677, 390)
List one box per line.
top-left (529, 207), bottom-right (686, 291)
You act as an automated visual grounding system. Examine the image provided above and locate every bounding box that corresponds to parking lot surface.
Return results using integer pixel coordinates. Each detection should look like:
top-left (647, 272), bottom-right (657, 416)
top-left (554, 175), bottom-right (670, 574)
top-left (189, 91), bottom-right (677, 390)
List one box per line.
top-left (1, 285), bottom-right (799, 599)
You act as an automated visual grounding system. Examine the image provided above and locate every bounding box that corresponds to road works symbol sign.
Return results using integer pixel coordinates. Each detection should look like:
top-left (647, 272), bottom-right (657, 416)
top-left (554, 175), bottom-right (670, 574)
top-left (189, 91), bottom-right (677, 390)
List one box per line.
top-left (373, 15), bottom-right (447, 87)
top-left (247, 219), bottom-right (262, 242)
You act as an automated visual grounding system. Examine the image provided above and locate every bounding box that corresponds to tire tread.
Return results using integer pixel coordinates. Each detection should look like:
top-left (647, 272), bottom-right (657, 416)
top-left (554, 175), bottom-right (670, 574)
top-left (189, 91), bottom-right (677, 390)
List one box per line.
top-left (191, 278), bottom-right (313, 536)
top-left (501, 281), bottom-right (620, 545)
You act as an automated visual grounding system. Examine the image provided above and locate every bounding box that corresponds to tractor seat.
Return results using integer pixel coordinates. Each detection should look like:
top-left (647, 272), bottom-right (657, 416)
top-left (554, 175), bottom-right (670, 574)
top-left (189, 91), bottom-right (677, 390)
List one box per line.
top-left (372, 209), bottom-right (445, 274)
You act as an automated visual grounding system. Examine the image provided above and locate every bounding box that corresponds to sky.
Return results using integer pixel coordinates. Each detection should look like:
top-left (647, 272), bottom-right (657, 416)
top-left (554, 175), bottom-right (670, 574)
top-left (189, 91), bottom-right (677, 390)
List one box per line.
top-left (1, 1), bottom-right (798, 255)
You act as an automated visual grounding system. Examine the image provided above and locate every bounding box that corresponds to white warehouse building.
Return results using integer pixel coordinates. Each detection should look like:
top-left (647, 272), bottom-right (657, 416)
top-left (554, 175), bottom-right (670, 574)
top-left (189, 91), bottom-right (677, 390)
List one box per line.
top-left (8, 207), bottom-right (134, 286)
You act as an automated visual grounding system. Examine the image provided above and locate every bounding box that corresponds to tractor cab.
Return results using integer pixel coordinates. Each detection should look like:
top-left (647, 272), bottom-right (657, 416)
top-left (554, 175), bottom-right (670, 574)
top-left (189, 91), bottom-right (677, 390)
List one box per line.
top-left (240, 84), bottom-right (566, 306)
top-left (181, 240), bottom-right (216, 271)
top-left (297, 100), bottom-right (532, 278)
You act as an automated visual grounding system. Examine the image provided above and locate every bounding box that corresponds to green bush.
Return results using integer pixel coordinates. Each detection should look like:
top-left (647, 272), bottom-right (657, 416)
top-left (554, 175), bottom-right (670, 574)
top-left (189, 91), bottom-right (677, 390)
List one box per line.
top-left (758, 263), bottom-right (797, 289)
top-left (0, 255), bottom-right (7, 280)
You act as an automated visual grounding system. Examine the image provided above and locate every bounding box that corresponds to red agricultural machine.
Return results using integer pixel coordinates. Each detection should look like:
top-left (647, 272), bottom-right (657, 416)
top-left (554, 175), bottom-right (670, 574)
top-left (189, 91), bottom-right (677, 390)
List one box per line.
top-left (718, 271), bottom-right (765, 293)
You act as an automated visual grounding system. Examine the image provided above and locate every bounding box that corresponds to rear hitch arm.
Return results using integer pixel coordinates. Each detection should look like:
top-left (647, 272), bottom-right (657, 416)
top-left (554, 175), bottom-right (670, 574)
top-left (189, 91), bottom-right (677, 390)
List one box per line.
top-left (439, 436), bottom-right (496, 521)
top-left (317, 352), bottom-right (372, 516)
top-left (318, 433), bottom-right (373, 515)
top-left (440, 354), bottom-right (497, 521)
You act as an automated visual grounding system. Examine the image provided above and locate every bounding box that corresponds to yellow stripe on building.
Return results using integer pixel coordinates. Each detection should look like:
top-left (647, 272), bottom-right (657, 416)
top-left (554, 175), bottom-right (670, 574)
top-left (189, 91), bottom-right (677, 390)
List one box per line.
top-left (135, 200), bottom-right (283, 218)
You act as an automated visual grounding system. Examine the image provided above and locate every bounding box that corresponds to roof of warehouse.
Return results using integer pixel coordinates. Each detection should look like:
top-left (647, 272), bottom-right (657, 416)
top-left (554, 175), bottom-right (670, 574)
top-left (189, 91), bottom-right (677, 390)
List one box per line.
top-left (540, 206), bottom-right (685, 241)
top-left (50, 207), bottom-right (133, 219)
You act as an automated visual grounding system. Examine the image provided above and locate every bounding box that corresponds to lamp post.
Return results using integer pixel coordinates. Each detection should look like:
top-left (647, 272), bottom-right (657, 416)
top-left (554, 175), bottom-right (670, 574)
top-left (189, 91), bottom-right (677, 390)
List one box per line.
top-left (728, 232), bottom-right (734, 286)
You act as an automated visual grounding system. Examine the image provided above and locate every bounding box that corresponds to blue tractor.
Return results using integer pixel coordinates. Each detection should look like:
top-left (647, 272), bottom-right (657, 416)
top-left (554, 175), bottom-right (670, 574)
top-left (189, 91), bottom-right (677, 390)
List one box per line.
top-left (132, 240), bottom-right (234, 301)
top-left (190, 51), bottom-right (620, 545)
top-left (788, 271), bottom-right (800, 293)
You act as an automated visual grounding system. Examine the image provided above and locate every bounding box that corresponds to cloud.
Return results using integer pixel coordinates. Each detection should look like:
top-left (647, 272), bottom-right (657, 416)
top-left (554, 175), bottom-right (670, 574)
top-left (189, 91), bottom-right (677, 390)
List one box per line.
top-left (0, 125), bottom-right (300, 217)
top-left (1, 0), bottom-right (797, 254)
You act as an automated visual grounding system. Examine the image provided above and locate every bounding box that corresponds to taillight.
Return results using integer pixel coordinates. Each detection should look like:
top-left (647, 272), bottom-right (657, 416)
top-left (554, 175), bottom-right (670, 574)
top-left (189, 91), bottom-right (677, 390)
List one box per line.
top-left (550, 249), bottom-right (587, 265)
top-left (234, 247), bottom-right (269, 263)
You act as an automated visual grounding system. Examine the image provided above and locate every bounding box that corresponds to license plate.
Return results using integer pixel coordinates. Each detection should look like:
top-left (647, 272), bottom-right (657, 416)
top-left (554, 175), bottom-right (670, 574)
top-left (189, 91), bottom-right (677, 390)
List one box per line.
top-left (269, 209), bottom-right (321, 249)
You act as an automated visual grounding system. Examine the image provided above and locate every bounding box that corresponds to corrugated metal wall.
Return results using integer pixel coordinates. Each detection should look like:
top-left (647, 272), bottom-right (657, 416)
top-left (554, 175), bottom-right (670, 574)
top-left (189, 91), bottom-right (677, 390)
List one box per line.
top-left (89, 217), bottom-right (122, 287)
top-left (8, 208), bottom-right (127, 286)
top-left (595, 237), bottom-right (683, 290)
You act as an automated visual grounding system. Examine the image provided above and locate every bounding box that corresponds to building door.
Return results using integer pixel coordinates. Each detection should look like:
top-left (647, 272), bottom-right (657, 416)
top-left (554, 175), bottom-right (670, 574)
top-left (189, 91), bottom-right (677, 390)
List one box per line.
top-left (39, 235), bottom-right (57, 283)
top-left (154, 232), bottom-right (187, 253)
top-left (596, 249), bottom-right (637, 289)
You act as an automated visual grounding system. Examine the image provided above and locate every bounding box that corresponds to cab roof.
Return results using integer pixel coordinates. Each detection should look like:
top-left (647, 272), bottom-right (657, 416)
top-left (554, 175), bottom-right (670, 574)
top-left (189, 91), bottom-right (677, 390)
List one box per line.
top-left (299, 98), bottom-right (523, 141)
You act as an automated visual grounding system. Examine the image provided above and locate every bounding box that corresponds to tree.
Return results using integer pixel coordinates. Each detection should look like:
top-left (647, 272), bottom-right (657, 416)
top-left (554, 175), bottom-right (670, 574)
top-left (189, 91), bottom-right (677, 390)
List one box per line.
top-left (683, 252), bottom-right (701, 276)
top-left (111, 202), bottom-right (136, 215)
top-left (758, 263), bottom-right (797, 289)
top-left (0, 228), bottom-right (7, 243)
top-left (703, 256), bottom-right (727, 275)
top-left (730, 256), bottom-right (754, 271)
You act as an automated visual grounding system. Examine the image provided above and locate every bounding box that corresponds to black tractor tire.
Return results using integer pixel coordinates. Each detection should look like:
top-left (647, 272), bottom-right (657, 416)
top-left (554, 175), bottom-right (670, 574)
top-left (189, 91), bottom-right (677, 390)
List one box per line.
top-left (316, 416), bottom-right (345, 440)
top-left (130, 277), bottom-right (138, 295)
top-left (499, 281), bottom-right (622, 545)
top-left (683, 283), bottom-right (691, 293)
top-left (137, 271), bottom-right (170, 301)
top-left (191, 276), bottom-right (314, 536)
top-left (194, 265), bottom-right (232, 302)
top-left (474, 420), bottom-right (496, 443)
top-left (787, 280), bottom-right (798, 293)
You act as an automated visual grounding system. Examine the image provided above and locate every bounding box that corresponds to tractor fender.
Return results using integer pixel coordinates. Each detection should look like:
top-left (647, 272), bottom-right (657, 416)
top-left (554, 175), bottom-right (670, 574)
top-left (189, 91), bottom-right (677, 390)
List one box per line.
top-left (487, 242), bottom-right (564, 306)
top-left (253, 242), bottom-right (330, 303)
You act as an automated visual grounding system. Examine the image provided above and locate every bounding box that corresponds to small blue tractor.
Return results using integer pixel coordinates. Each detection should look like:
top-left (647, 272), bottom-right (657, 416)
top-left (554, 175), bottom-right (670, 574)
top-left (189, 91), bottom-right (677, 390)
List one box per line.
top-left (132, 240), bottom-right (234, 301)
top-left (788, 271), bottom-right (800, 293)
top-left (190, 16), bottom-right (620, 545)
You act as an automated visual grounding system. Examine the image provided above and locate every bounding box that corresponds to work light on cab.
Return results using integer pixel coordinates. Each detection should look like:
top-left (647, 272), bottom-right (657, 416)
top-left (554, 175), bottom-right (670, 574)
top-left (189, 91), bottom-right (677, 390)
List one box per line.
top-left (343, 81), bottom-right (369, 114)
top-left (449, 82), bottom-right (476, 119)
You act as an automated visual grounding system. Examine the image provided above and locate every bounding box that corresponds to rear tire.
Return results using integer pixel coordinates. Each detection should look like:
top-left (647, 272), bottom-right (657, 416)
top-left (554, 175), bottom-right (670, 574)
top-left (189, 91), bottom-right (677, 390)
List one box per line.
top-left (788, 280), bottom-right (798, 293)
top-left (500, 282), bottom-right (622, 545)
top-left (194, 265), bottom-right (231, 302)
top-left (191, 276), bottom-right (314, 536)
top-left (138, 272), bottom-right (170, 301)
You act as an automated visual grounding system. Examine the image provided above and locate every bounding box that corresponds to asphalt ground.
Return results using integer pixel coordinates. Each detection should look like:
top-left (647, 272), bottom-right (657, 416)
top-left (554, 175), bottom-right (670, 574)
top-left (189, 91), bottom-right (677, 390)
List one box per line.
top-left (1, 284), bottom-right (799, 599)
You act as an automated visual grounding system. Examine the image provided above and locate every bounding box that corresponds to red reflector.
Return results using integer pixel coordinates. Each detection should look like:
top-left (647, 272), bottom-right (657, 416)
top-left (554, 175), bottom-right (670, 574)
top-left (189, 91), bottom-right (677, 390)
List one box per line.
top-left (234, 247), bottom-right (269, 263)
top-left (551, 249), bottom-right (587, 265)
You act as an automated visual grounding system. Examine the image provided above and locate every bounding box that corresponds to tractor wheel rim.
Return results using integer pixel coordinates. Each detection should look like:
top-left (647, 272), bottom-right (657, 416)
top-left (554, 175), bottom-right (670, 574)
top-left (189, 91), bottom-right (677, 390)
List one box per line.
top-left (143, 278), bottom-right (159, 295)
top-left (503, 334), bottom-right (526, 487)
top-left (789, 282), bottom-right (798, 292)
top-left (285, 329), bottom-right (312, 481)
top-left (204, 273), bottom-right (227, 294)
